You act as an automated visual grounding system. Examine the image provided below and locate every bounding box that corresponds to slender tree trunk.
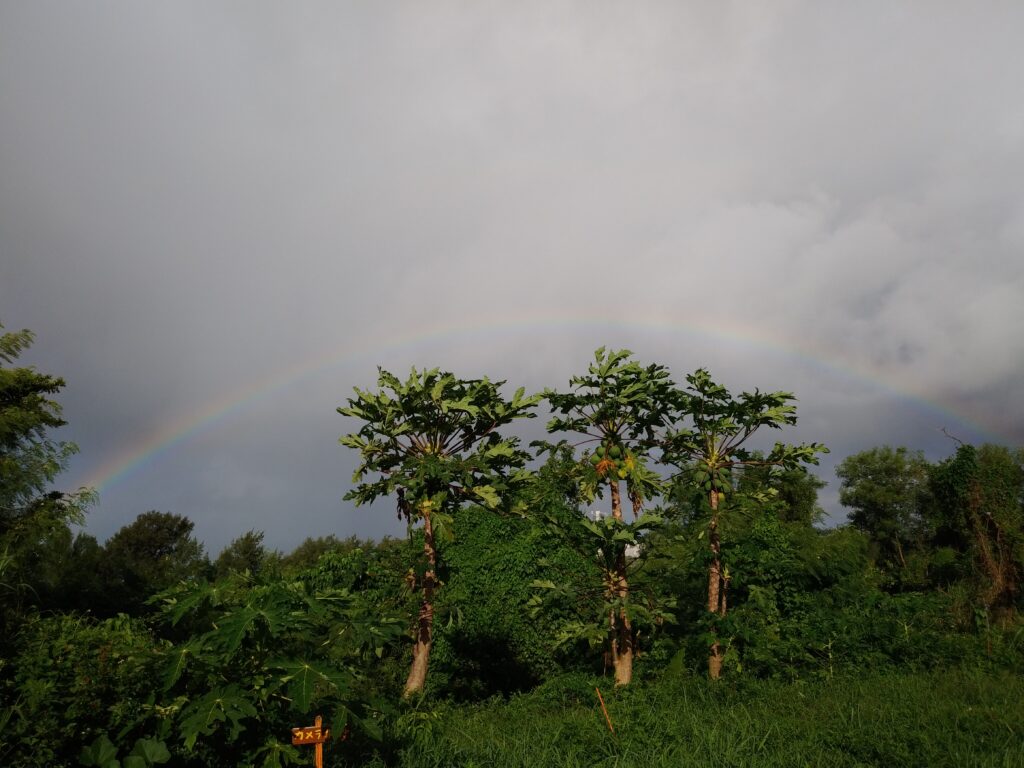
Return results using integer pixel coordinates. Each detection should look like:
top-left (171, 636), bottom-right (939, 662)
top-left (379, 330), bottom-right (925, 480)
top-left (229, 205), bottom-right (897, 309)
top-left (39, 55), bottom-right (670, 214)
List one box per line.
top-left (608, 479), bottom-right (633, 686)
top-left (404, 505), bottom-right (437, 697)
top-left (707, 489), bottom-right (724, 680)
top-left (610, 478), bottom-right (623, 522)
top-left (611, 551), bottom-right (633, 686)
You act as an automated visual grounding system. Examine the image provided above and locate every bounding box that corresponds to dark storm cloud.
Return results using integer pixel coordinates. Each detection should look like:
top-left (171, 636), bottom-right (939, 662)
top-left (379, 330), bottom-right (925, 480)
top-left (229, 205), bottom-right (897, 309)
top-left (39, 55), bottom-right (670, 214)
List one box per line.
top-left (1, 2), bottom-right (1021, 551)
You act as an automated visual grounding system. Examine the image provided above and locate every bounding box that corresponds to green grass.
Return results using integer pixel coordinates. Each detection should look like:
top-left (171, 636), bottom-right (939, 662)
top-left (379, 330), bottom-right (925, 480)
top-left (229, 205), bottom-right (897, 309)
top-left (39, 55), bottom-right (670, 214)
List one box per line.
top-left (353, 668), bottom-right (1024, 768)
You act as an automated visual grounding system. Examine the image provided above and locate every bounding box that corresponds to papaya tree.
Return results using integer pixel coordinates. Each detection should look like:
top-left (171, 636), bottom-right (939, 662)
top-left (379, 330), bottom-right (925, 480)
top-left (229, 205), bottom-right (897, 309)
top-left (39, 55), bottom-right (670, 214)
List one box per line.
top-left (339, 368), bottom-right (539, 696)
top-left (662, 369), bottom-right (826, 679)
top-left (543, 348), bottom-right (675, 686)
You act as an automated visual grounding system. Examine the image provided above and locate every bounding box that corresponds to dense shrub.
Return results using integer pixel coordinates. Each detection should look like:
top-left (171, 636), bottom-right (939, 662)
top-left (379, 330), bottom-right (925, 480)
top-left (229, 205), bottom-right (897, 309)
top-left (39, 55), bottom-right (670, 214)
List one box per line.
top-left (429, 506), bottom-right (599, 700)
top-left (0, 614), bottom-right (162, 768)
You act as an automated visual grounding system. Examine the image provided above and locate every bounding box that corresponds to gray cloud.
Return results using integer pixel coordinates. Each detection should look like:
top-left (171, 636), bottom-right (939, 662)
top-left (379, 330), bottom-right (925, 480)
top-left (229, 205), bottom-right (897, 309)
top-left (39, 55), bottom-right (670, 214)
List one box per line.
top-left (2, 2), bottom-right (1021, 552)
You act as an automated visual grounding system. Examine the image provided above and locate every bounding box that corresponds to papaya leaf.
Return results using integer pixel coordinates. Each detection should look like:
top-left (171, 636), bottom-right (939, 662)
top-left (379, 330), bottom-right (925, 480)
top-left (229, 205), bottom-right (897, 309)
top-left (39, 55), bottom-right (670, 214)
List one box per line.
top-left (254, 739), bottom-right (302, 768)
top-left (177, 685), bottom-right (257, 751)
top-left (79, 734), bottom-right (119, 767)
top-left (473, 485), bottom-right (500, 508)
top-left (207, 605), bottom-right (261, 654)
top-left (128, 738), bottom-right (170, 765)
top-left (273, 659), bottom-right (349, 713)
top-left (161, 641), bottom-right (199, 691)
top-left (160, 581), bottom-right (218, 626)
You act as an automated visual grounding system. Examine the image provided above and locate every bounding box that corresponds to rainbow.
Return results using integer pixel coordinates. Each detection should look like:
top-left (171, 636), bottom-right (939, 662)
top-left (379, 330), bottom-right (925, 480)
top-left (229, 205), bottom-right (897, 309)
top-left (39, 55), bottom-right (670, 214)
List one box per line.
top-left (79, 309), bottom-right (1007, 494)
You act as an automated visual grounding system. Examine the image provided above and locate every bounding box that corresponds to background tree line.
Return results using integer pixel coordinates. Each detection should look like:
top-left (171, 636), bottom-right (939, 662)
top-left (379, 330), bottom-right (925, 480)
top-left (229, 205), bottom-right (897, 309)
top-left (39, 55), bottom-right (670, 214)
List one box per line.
top-left (1, 326), bottom-right (1021, 767)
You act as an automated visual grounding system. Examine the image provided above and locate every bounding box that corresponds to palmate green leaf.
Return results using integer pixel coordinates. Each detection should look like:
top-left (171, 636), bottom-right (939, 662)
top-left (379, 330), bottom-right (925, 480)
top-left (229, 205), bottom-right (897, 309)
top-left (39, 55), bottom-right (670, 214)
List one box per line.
top-left (204, 588), bottom-right (298, 655)
top-left (482, 442), bottom-right (516, 460)
top-left (273, 659), bottom-right (350, 713)
top-left (554, 620), bottom-right (607, 650)
top-left (430, 510), bottom-right (455, 542)
top-left (79, 734), bottom-right (119, 767)
top-left (159, 580), bottom-right (220, 626)
top-left (177, 685), bottom-right (258, 751)
top-left (351, 710), bottom-right (383, 741)
top-left (632, 512), bottom-right (663, 531)
top-left (161, 640), bottom-right (200, 691)
top-left (128, 738), bottom-right (171, 765)
top-left (338, 434), bottom-right (366, 451)
top-left (447, 398), bottom-right (479, 417)
top-left (430, 376), bottom-right (447, 402)
top-left (253, 738), bottom-right (302, 768)
top-left (341, 367), bottom-right (537, 509)
top-left (474, 484), bottom-right (500, 508)
top-left (208, 605), bottom-right (260, 654)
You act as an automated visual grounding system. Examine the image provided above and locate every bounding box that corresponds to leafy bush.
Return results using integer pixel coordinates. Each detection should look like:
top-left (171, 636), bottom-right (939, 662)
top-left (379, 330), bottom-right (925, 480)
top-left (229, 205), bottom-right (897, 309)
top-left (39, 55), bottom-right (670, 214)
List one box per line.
top-left (144, 565), bottom-right (405, 766)
top-left (0, 614), bottom-right (162, 768)
top-left (429, 505), bottom-right (600, 700)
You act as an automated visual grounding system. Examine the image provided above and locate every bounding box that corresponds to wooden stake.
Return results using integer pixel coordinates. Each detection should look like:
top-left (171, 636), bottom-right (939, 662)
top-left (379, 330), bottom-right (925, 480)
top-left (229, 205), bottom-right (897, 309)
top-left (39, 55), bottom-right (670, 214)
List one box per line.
top-left (595, 687), bottom-right (615, 734)
top-left (291, 714), bottom-right (329, 768)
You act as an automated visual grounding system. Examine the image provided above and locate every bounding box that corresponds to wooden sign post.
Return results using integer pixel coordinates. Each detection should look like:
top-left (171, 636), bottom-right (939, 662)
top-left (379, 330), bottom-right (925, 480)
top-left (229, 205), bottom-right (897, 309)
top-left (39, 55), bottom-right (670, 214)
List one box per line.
top-left (292, 714), bottom-right (330, 768)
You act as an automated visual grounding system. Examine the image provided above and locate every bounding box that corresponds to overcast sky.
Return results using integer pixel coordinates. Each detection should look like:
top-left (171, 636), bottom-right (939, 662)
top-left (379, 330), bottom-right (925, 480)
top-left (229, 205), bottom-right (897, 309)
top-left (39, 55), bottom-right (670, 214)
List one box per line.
top-left (2, 2), bottom-right (1022, 555)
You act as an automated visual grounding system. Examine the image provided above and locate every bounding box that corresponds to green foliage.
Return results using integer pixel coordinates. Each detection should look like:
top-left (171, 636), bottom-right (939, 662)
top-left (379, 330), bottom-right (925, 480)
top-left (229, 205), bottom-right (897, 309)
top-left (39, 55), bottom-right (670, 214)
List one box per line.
top-left (1, 614), bottom-right (163, 768)
top-left (544, 347), bottom-right (675, 513)
top-left (0, 325), bottom-right (78, 517)
top-left (359, 669), bottom-right (1024, 767)
top-left (0, 324), bottom-right (92, 634)
top-left (6, 336), bottom-right (1024, 767)
top-left (428, 505), bottom-right (598, 699)
top-left (340, 367), bottom-right (540, 516)
top-left (736, 459), bottom-right (826, 526)
top-left (519, 450), bottom-right (676, 681)
top-left (540, 349), bottom-right (680, 685)
top-left (145, 561), bottom-right (405, 765)
top-left (79, 735), bottom-right (170, 768)
top-left (837, 446), bottom-right (932, 585)
top-left (546, 348), bottom-right (675, 445)
top-left (930, 443), bottom-right (1024, 612)
top-left (103, 512), bottom-right (209, 616)
top-left (340, 367), bottom-right (540, 694)
top-left (528, 510), bottom-right (675, 641)
top-left (279, 535), bottom-right (349, 573)
top-left (660, 367), bottom-right (827, 677)
top-left (664, 368), bottom-right (828, 490)
top-left (214, 529), bottom-right (268, 579)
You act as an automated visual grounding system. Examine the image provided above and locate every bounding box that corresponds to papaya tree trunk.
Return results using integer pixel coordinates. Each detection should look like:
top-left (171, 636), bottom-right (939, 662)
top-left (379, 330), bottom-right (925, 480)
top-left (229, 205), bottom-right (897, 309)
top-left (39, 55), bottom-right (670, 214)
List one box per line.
top-left (404, 506), bottom-right (437, 697)
top-left (608, 479), bottom-right (633, 686)
top-left (611, 559), bottom-right (633, 686)
top-left (707, 488), bottom-right (724, 680)
top-left (610, 477), bottom-right (623, 522)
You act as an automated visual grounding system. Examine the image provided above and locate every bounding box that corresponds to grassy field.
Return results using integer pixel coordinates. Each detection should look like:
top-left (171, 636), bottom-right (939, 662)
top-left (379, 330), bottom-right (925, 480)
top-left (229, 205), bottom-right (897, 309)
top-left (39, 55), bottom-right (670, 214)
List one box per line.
top-left (355, 668), bottom-right (1024, 768)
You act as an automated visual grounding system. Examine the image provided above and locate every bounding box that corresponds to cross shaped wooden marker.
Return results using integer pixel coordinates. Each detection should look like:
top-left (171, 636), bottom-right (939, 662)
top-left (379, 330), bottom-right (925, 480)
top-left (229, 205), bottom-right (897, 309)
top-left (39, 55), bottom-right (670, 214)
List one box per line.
top-left (291, 714), bottom-right (330, 768)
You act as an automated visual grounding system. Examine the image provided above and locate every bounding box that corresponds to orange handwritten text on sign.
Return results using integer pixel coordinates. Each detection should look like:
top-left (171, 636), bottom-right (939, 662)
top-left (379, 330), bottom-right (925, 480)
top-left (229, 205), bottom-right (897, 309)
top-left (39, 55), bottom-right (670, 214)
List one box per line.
top-left (291, 725), bottom-right (329, 745)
